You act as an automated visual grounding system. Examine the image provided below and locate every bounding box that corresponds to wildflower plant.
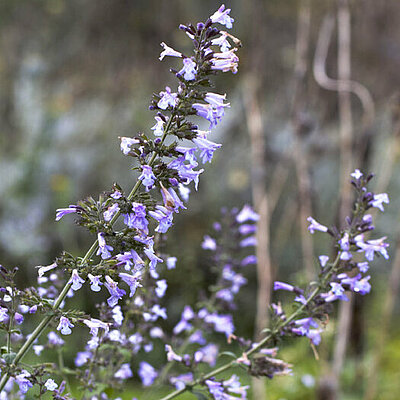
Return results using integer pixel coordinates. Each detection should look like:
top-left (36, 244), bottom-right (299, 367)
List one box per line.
top-left (0, 4), bottom-right (390, 400)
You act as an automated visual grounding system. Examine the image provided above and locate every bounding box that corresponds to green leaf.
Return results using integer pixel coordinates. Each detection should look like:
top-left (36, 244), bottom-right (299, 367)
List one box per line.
top-left (3, 352), bottom-right (16, 364)
top-left (219, 351), bottom-right (237, 360)
top-left (192, 391), bottom-right (209, 400)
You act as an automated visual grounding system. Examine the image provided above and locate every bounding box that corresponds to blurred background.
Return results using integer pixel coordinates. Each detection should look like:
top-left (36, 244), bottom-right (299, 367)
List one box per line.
top-left (0, 0), bottom-right (399, 399)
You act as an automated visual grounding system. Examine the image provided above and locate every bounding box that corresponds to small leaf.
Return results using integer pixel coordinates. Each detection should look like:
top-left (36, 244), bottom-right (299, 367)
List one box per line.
top-left (219, 351), bottom-right (237, 360)
top-left (192, 391), bottom-right (209, 400)
top-left (3, 352), bottom-right (16, 364)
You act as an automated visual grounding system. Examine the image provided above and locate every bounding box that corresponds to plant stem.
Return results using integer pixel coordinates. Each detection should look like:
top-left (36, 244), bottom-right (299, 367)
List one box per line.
top-left (158, 254), bottom-right (342, 400)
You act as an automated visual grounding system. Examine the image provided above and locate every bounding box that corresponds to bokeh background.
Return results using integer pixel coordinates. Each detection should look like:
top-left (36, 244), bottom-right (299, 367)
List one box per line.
top-left (0, 0), bottom-right (399, 399)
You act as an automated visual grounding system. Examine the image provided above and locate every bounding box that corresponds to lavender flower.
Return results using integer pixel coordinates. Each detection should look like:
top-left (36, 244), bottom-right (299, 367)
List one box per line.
top-left (104, 276), bottom-right (126, 307)
top-left (55, 205), bottom-right (79, 221)
top-left (159, 42), bottom-right (182, 60)
top-left (88, 274), bottom-right (102, 292)
top-left (139, 362), bottom-right (158, 386)
top-left (178, 58), bottom-right (197, 81)
top-left (210, 4), bottom-right (234, 28)
top-left (45, 379), bottom-right (58, 391)
top-left (96, 232), bottom-right (113, 260)
top-left (120, 137), bottom-right (140, 155)
top-left (307, 217), bottom-right (328, 234)
top-left (57, 316), bottom-right (74, 335)
top-left (114, 363), bottom-right (133, 380)
top-left (158, 86), bottom-right (178, 109)
top-left (69, 269), bottom-right (85, 291)
top-left (138, 165), bottom-right (157, 191)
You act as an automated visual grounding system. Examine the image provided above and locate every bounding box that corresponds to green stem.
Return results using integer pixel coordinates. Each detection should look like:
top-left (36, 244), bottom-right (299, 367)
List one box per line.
top-left (158, 254), bottom-right (342, 400)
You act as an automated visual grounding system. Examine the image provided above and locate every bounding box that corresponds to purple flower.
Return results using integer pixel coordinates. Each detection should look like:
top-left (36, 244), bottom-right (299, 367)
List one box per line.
top-left (195, 343), bottom-right (219, 366)
top-left (239, 224), bottom-right (257, 235)
top-left (353, 275), bottom-right (371, 295)
top-left (369, 193), bottom-right (389, 212)
top-left (83, 318), bottom-right (109, 337)
top-left (307, 217), bottom-right (328, 234)
top-left (339, 232), bottom-right (352, 260)
top-left (274, 281), bottom-right (295, 292)
top-left (168, 159), bottom-right (204, 190)
top-left (202, 235), bottom-right (217, 250)
top-left (96, 232), bottom-right (113, 260)
top-left (292, 317), bottom-right (318, 336)
top-left (319, 255), bottom-right (329, 267)
top-left (104, 203), bottom-right (120, 222)
top-left (15, 370), bottom-right (33, 394)
top-left (155, 279), bottom-right (167, 298)
top-left (104, 276), bottom-right (126, 307)
top-left (143, 304), bottom-right (167, 322)
top-left (204, 92), bottom-right (230, 108)
top-left (205, 379), bottom-right (224, 399)
top-left (29, 305), bottom-right (37, 314)
top-left (158, 86), bottom-right (178, 109)
top-left (159, 42), bottom-right (182, 61)
top-left (240, 235), bottom-right (257, 247)
top-left (55, 205), bottom-right (79, 221)
top-left (114, 363), bottom-right (133, 380)
top-left (216, 289), bottom-right (234, 302)
top-left (113, 305), bottom-right (124, 326)
top-left (223, 375), bottom-right (249, 398)
top-left (0, 306), bottom-right (8, 322)
top-left (57, 316), bottom-right (74, 335)
top-left (192, 103), bottom-right (224, 128)
top-left (44, 379), bottom-right (58, 391)
top-left (357, 262), bottom-right (369, 273)
top-left (119, 272), bottom-right (142, 297)
top-left (204, 312), bottom-right (234, 337)
top-left (210, 4), bottom-right (234, 28)
top-left (355, 235), bottom-right (389, 261)
top-left (69, 269), bottom-right (85, 291)
top-left (37, 262), bottom-right (57, 277)
top-left (120, 137), bottom-right (139, 155)
top-left (87, 274), bottom-right (102, 292)
top-left (48, 331), bottom-right (64, 346)
top-left (116, 249), bottom-right (145, 271)
top-left (123, 202), bottom-right (149, 234)
top-left (75, 351), bottom-right (91, 367)
top-left (139, 361), bottom-right (158, 386)
top-left (138, 165), bottom-right (157, 191)
top-left (212, 33), bottom-right (231, 52)
top-left (111, 190), bottom-right (122, 199)
top-left (178, 58), bottom-right (197, 81)
top-left (149, 206), bottom-right (174, 233)
top-left (192, 136), bottom-right (222, 163)
top-left (144, 247), bottom-right (164, 270)
top-left (165, 344), bottom-right (183, 362)
top-left (14, 312), bottom-right (24, 324)
top-left (166, 256), bottom-right (177, 269)
top-left (241, 255), bottom-right (257, 266)
top-left (351, 169), bottom-right (363, 179)
top-left (170, 373), bottom-right (194, 390)
top-left (151, 116), bottom-right (165, 136)
top-left (178, 183), bottom-right (190, 201)
top-left (210, 49), bottom-right (239, 73)
top-left (236, 205), bottom-right (259, 223)
top-left (174, 305), bottom-right (194, 335)
top-left (175, 147), bottom-right (198, 167)
top-left (322, 282), bottom-right (348, 302)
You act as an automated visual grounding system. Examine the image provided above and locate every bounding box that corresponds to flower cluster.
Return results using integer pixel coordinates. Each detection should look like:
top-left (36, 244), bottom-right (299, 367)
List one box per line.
top-left (0, 4), bottom-right (243, 399)
top-left (0, 3), bottom-right (390, 400)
